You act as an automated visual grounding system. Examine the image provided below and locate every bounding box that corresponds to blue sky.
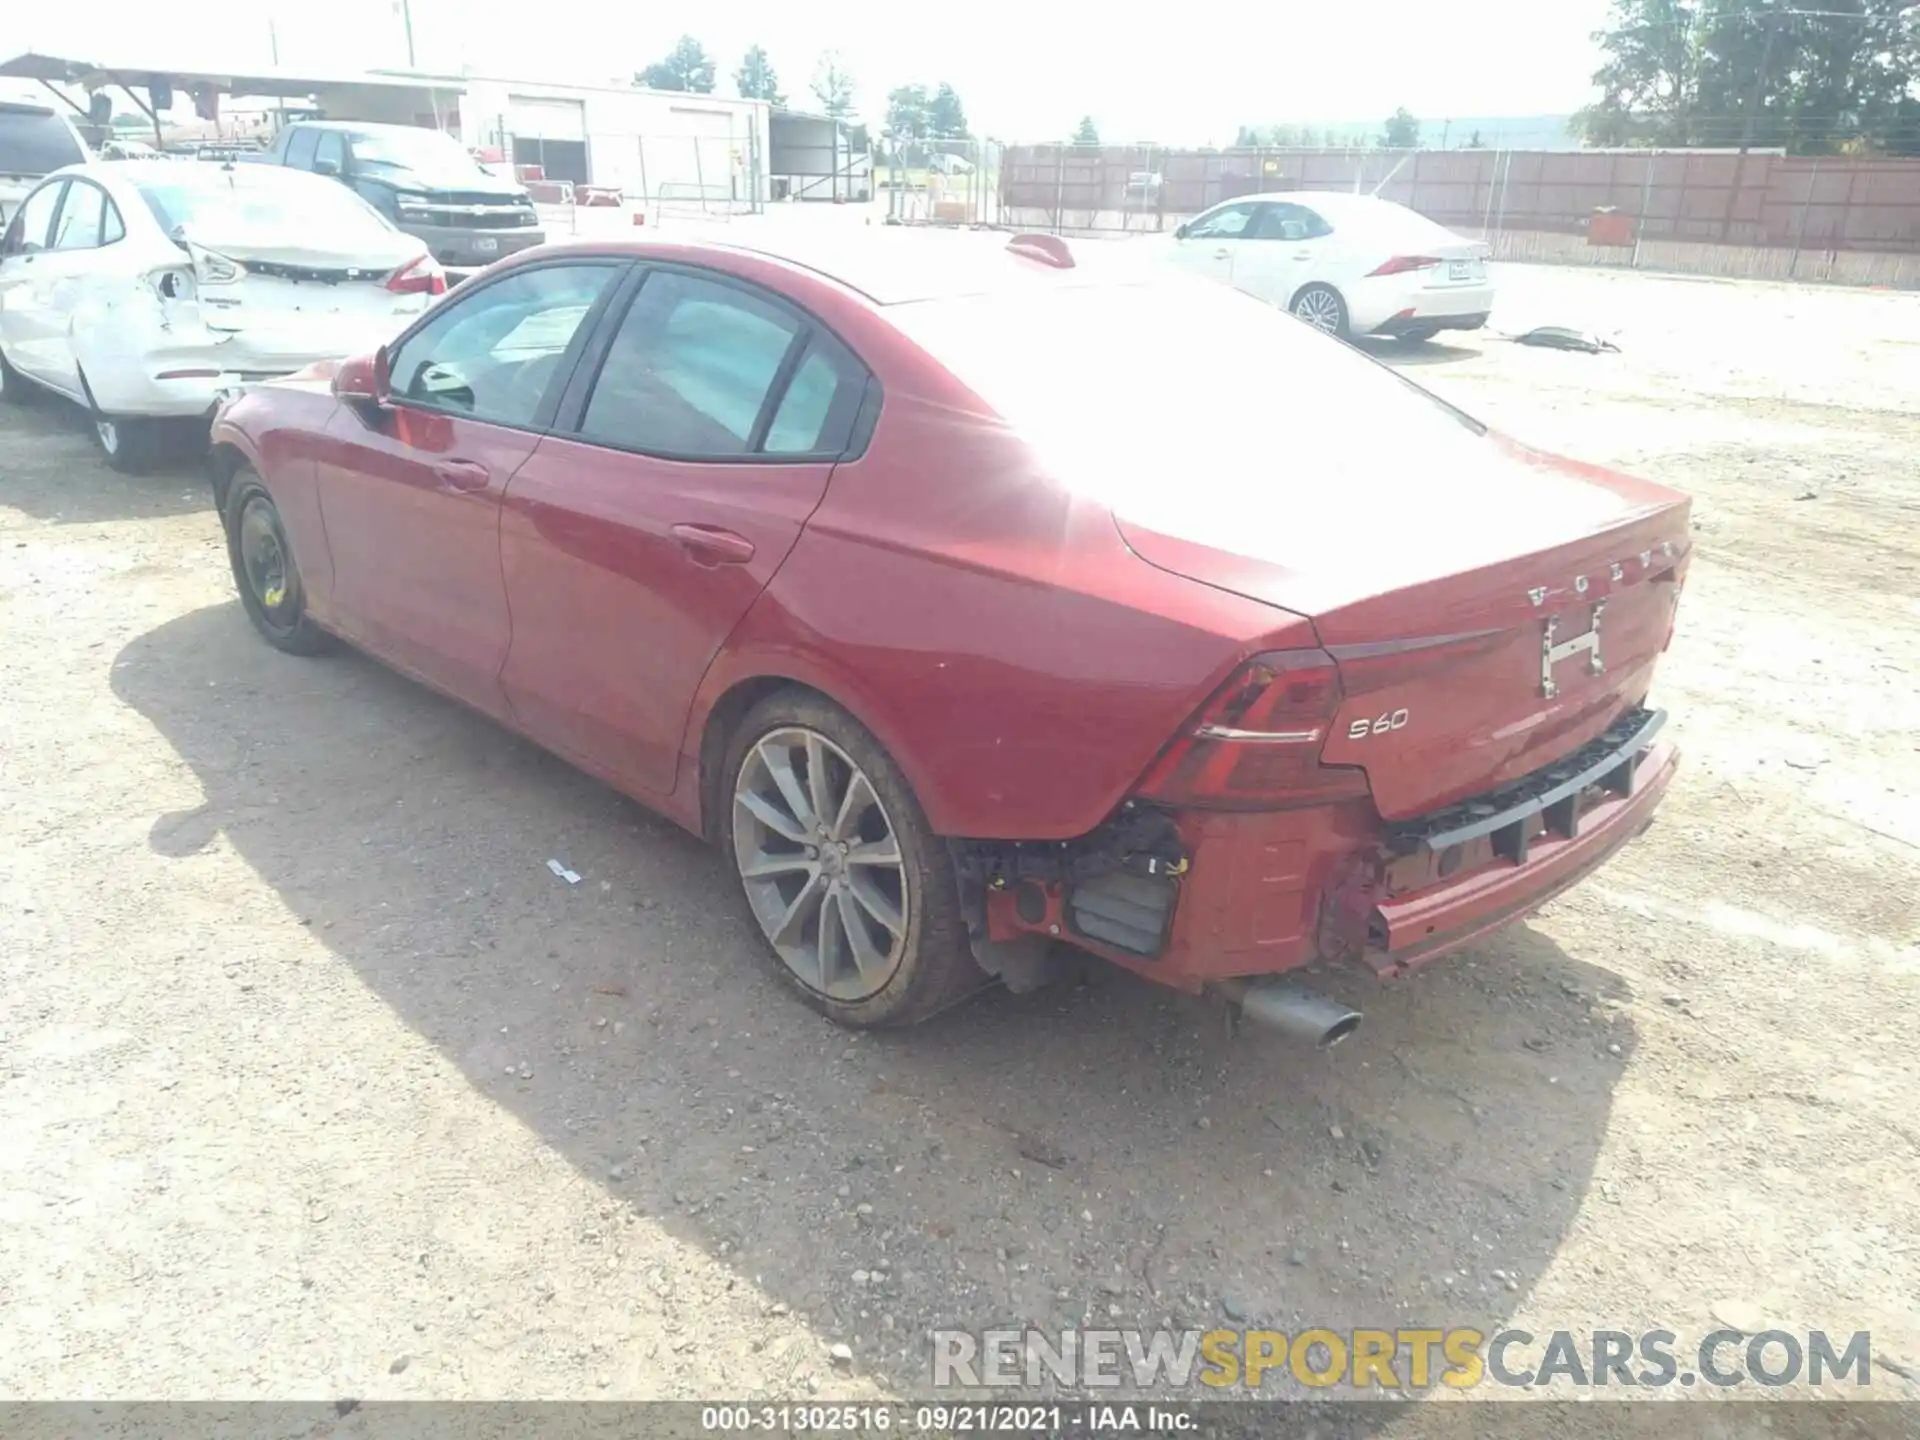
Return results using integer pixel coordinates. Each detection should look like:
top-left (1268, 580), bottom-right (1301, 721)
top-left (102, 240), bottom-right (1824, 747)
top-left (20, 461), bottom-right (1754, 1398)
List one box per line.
top-left (4, 0), bottom-right (1615, 143)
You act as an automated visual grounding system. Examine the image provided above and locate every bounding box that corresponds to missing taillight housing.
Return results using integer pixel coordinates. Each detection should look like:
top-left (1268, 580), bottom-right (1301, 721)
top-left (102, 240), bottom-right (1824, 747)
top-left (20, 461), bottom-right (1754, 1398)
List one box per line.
top-left (153, 268), bottom-right (196, 302)
top-left (386, 254), bottom-right (448, 296)
top-left (1136, 649), bottom-right (1370, 810)
top-left (1368, 255), bottom-right (1442, 277)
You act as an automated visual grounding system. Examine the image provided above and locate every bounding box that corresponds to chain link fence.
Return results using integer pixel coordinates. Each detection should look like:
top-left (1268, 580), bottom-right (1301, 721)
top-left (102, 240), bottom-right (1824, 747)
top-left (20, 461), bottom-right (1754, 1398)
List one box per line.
top-left (996, 142), bottom-right (1920, 257)
top-left (875, 137), bottom-right (1003, 227)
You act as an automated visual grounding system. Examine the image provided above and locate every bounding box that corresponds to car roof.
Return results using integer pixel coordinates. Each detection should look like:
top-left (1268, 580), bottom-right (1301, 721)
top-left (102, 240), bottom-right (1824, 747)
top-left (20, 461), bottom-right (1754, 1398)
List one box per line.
top-left (290, 120), bottom-right (436, 135)
top-left (702, 230), bottom-right (1151, 306)
top-left (64, 159), bottom-right (342, 189)
top-left (1210, 190), bottom-right (1406, 214)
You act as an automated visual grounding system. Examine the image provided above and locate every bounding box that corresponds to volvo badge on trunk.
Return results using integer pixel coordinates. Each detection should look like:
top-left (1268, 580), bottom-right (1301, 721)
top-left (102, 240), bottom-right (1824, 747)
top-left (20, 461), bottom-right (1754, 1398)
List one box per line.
top-left (1541, 602), bottom-right (1606, 699)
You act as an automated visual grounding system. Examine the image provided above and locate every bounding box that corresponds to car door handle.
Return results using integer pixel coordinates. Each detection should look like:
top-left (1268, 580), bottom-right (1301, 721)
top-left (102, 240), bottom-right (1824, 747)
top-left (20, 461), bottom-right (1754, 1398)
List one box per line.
top-left (1213, 249), bottom-right (1232, 259)
top-left (432, 459), bottom-right (492, 493)
top-left (671, 524), bottom-right (756, 566)
top-left (1292, 252), bottom-right (1313, 260)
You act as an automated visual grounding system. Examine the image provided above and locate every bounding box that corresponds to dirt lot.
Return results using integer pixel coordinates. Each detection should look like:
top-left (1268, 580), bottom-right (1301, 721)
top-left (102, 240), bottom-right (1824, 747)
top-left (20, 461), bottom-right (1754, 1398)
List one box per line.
top-left (2, 259), bottom-right (1917, 1417)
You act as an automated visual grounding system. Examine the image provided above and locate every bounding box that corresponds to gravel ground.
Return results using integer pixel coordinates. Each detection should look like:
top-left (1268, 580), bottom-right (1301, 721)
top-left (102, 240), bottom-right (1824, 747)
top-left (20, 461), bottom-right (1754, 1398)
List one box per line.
top-left (1, 261), bottom-right (1916, 1421)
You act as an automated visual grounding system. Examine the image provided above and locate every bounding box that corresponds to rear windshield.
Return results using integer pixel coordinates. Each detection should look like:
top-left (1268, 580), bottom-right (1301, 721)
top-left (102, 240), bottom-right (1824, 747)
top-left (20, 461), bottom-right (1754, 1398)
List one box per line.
top-left (0, 108), bottom-right (87, 175)
top-left (137, 167), bottom-right (398, 243)
top-left (888, 276), bottom-right (1485, 514)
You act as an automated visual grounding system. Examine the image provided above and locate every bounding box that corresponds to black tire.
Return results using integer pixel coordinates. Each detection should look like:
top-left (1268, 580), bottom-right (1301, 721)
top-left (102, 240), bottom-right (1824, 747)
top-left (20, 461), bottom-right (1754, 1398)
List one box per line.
top-left (0, 347), bottom-right (31, 406)
top-left (91, 412), bottom-right (164, 474)
top-left (1290, 283), bottom-right (1351, 340)
top-left (720, 689), bottom-right (987, 1029)
top-left (223, 470), bottom-right (334, 656)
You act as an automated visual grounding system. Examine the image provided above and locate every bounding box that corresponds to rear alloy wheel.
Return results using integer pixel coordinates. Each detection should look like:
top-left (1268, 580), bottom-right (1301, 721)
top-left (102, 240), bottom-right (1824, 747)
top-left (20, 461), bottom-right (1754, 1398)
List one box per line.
top-left (723, 692), bottom-right (984, 1028)
top-left (224, 471), bottom-right (334, 656)
top-left (1291, 283), bottom-right (1350, 339)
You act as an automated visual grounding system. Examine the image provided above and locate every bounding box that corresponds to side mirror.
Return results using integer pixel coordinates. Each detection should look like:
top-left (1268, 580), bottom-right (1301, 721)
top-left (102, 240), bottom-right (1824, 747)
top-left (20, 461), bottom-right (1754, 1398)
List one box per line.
top-left (332, 348), bottom-right (390, 405)
top-left (1174, 223), bottom-right (1190, 240)
top-left (313, 158), bottom-right (341, 179)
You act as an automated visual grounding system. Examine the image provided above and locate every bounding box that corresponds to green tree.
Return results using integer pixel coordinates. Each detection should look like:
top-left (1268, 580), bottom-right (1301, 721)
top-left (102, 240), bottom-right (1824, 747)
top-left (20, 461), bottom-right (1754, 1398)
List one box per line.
top-left (1072, 115), bottom-right (1100, 145)
top-left (1466, 129), bottom-right (1487, 148)
top-left (886, 83), bottom-right (932, 142)
top-left (929, 82), bottom-right (970, 138)
top-left (1380, 107), bottom-right (1421, 147)
top-left (734, 45), bottom-right (785, 104)
top-left (811, 51), bottom-right (857, 118)
top-left (1576, 0), bottom-right (1920, 154)
top-left (637, 36), bottom-right (716, 94)
top-left (1574, 0), bottom-right (1704, 145)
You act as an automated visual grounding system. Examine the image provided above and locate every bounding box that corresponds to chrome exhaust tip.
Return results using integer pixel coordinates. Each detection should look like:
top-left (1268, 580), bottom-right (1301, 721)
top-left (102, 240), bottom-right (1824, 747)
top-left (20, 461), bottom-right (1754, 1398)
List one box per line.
top-left (1215, 977), bottom-right (1362, 1048)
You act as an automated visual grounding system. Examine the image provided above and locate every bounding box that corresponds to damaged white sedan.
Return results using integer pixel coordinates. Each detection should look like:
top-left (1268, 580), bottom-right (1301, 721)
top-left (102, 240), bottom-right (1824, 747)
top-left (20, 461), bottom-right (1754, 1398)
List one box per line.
top-left (0, 160), bottom-right (444, 470)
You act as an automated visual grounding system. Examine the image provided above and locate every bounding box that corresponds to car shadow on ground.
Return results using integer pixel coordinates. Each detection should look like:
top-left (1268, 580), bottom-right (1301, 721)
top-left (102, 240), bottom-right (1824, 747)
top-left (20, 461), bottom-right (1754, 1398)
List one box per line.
top-left (0, 401), bottom-right (210, 525)
top-left (112, 603), bottom-right (1639, 1401)
top-left (1360, 338), bottom-right (1483, 369)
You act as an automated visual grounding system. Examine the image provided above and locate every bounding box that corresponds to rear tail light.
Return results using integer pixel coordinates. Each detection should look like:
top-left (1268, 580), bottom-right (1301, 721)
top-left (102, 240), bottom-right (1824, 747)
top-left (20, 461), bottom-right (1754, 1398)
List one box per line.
top-left (386, 254), bottom-right (447, 296)
top-left (1136, 650), bottom-right (1370, 810)
top-left (1368, 255), bottom-right (1442, 277)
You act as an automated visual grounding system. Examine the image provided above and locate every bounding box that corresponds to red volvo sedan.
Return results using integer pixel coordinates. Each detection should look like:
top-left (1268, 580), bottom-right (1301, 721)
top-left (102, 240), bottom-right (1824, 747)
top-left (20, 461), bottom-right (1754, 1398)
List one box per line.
top-left (206, 231), bottom-right (1688, 1040)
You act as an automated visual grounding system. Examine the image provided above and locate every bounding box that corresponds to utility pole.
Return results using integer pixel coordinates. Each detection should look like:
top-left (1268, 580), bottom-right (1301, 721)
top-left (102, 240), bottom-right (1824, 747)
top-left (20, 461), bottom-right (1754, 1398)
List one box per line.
top-left (1737, 3), bottom-right (1786, 154)
top-left (399, 0), bottom-right (417, 67)
top-left (1721, 1), bottom-right (1786, 241)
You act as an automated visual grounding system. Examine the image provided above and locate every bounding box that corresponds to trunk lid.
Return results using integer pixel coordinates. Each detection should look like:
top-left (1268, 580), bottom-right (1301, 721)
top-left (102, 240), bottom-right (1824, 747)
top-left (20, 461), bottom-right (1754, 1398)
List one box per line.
top-left (883, 274), bottom-right (1690, 819)
top-left (185, 233), bottom-right (427, 344)
top-left (1113, 434), bottom-right (1691, 819)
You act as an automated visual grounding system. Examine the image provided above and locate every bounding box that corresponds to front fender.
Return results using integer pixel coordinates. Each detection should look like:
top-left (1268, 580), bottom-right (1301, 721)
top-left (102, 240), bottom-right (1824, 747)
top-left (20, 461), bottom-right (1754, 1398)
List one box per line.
top-left (207, 389), bottom-right (342, 623)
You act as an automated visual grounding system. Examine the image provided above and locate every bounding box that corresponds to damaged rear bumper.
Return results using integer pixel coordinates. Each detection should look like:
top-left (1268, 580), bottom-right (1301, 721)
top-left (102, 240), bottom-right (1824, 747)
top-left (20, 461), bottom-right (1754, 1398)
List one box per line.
top-left (970, 710), bottom-right (1678, 991)
top-left (1361, 738), bottom-right (1677, 975)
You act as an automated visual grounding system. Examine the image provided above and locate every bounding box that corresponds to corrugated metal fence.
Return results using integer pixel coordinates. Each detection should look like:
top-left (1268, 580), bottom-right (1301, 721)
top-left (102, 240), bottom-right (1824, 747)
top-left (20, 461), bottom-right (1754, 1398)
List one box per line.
top-left (1000, 145), bottom-right (1920, 254)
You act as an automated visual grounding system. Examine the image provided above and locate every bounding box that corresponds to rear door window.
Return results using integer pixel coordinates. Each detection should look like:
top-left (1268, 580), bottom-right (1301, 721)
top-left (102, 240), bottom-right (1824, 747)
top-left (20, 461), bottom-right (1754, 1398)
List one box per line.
top-left (577, 271), bottom-right (806, 458)
top-left (1251, 202), bottom-right (1334, 241)
top-left (50, 181), bottom-right (106, 250)
top-left (314, 131), bottom-right (347, 174)
top-left (283, 127), bottom-right (321, 170)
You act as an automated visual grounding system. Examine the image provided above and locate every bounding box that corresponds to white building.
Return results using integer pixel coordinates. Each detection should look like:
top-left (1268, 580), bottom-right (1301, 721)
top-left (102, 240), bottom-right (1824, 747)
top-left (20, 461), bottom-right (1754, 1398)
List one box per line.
top-left (0, 51), bottom-right (775, 208)
top-left (369, 69), bottom-right (771, 208)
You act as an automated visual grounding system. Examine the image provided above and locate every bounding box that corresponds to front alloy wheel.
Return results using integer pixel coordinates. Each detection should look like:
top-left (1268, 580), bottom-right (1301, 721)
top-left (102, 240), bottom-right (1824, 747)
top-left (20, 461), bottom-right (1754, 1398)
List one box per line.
top-left (732, 726), bottom-right (909, 1003)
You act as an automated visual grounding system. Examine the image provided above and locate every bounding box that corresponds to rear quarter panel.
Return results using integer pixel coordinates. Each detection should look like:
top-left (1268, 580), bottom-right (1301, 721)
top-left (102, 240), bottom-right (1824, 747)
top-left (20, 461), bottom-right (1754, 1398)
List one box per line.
top-left (684, 360), bottom-right (1318, 841)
